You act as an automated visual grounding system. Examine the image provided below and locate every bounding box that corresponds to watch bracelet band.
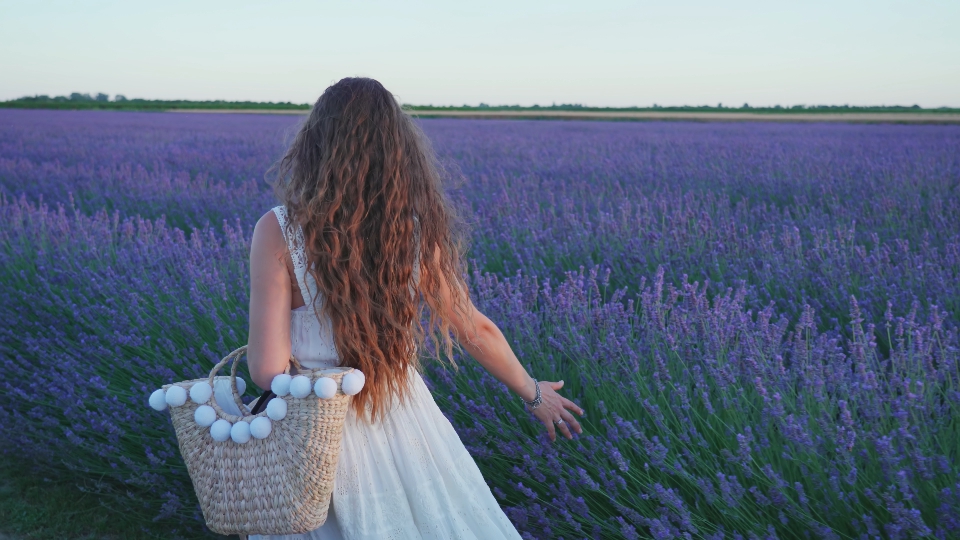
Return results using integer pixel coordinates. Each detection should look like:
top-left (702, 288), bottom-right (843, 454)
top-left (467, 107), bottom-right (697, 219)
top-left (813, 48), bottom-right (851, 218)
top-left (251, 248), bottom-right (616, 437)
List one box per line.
top-left (522, 377), bottom-right (542, 409)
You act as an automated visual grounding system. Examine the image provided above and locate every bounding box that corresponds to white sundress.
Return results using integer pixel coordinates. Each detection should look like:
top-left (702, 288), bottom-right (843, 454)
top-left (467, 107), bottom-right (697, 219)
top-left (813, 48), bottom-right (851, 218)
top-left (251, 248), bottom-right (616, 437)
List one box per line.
top-left (250, 205), bottom-right (523, 540)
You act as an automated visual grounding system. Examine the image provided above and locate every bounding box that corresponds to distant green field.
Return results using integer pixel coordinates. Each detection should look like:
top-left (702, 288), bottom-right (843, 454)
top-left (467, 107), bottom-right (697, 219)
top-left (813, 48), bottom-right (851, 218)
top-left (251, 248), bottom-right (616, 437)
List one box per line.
top-left (2, 95), bottom-right (958, 114)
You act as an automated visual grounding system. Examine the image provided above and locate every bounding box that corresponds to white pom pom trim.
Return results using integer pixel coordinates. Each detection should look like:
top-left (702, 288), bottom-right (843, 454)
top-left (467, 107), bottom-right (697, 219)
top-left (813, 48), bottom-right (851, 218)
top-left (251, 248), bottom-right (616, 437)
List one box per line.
top-left (236, 377), bottom-right (246, 395)
top-left (266, 397), bottom-right (287, 421)
top-left (230, 421), bottom-right (251, 444)
top-left (189, 381), bottom-right (213, 404)
top-left (250, 417), bottom-right (272, 439)
top-left (194, 405), bottom-right (217, 427)
top-left (149, 389), bottom-right (167, 411)
top-left (289, 375), bottom-right (312, 398)
top-left (314, 377), bottom-right (338, 399)
top-left (341, 371), bottom-right (364, 396)
top-left (164, 385), bottom-right (187, 407)
top-left (271, 373), bottom-right (292, 396)
top-left (210, 419), bottom-right (232, 442)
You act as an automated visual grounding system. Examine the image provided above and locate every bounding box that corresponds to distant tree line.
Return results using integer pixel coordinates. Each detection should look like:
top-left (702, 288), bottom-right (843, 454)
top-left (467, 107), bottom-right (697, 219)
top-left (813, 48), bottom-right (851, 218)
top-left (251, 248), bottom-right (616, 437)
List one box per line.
top-left (1, 93), bottom-right (311, 111)
top-left (2, 94), bottom-right (956, 114)
top-left (404, 103), bottom-right (957, 114)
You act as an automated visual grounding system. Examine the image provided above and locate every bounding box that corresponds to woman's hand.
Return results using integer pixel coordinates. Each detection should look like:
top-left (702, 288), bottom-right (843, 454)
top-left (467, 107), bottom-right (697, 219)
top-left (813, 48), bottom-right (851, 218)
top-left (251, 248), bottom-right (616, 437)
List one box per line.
top-left (529, 380), bottom-right (584, 442)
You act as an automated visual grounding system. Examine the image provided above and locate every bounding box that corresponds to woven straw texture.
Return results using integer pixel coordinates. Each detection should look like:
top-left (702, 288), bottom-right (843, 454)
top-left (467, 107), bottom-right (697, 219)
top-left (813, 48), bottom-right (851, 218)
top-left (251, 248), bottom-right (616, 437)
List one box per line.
top-left (163, 346), bottom-right (353, 536)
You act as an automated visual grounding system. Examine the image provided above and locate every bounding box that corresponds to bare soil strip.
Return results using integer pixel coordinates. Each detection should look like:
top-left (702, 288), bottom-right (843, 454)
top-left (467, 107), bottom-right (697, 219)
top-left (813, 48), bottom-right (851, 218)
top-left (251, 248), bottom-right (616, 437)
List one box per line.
top-left (167, 109), bottom-right (960, 123)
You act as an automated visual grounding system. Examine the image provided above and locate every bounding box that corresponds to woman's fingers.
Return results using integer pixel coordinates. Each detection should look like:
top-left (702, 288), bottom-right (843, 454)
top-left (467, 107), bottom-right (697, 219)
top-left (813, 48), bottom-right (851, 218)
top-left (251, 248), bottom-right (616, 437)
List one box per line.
top-left (554, 412), bottom-right (575, 439)
top-left (546, 381), bottom-right (585, 415)
top-left (541, 415), bottom-right (557, 441)
top-left (560, 409), bottom-right (582, 435)
top-left (562, 397), bottom-right (584, 416)
top-left (536, 407), bottom-right (581, 441)
top-left (535, 406), bottom-right (564, 442)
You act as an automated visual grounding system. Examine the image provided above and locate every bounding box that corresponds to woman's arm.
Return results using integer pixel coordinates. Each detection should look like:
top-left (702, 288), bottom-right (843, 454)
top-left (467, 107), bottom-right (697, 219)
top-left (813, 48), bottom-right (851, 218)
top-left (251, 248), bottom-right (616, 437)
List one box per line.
top-left (423, 246), bottom-right (584, 441)
top-left (247, 210), bottom-right (294, 391)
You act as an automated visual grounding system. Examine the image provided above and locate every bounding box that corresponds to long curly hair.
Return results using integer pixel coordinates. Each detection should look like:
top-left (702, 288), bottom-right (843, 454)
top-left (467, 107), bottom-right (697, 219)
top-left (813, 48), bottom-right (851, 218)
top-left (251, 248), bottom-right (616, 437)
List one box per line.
top-left (271, 77), bottom-right (473, 424)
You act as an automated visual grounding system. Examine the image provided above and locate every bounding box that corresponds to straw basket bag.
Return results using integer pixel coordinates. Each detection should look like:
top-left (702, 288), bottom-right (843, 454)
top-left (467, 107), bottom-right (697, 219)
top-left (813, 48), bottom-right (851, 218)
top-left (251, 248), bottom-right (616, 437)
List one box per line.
top-left (147, 345), bottom-right (365, 536)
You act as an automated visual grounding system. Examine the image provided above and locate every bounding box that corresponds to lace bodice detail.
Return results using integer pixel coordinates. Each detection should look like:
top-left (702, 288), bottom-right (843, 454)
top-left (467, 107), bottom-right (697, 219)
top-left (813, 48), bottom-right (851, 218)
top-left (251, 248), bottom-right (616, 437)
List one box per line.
top-left (272, 205), bottom-right (314, 306)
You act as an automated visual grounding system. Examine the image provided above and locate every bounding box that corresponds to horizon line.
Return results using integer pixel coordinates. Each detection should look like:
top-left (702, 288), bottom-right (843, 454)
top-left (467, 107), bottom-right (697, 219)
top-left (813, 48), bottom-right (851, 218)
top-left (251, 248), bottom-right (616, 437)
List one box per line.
top-left (4, 94), bottom-right (958, 111)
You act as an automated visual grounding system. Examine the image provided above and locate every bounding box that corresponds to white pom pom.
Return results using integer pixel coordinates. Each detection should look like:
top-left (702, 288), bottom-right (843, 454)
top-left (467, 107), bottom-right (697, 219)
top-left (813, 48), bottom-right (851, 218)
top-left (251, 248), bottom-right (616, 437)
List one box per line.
top-left (314, 377), bottom-right (338, 399)
top-left (271, 373), bottom-right (292, 396)
top-left (194, 405), bottom-right (217, 427)
top-left (250, 417), bottom-right (272, 439)
top-left (230, 421), bottom-right (251, 444)
top-left (210, 419), bottom-right (232, 442)
top-left (341, 371), bottom-right (364, 396)
top-left (289, 375), bottom-right (312, 398)
top-left (236, 377), bottom-right (246, 395)
top-left (149, 389), bottom-right (167, 411)
top-left (266, 397), bottom-right (287, 421)
top-left (189, 381), bottom-right (213, 404)
top-left (164, 385), bottom-right (187, 407)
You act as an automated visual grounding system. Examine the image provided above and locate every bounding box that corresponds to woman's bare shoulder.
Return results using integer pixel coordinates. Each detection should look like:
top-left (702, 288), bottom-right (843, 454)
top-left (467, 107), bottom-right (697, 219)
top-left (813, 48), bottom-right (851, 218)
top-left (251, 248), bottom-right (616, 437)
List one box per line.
top-left (251, 208), bottom-right (286, 257)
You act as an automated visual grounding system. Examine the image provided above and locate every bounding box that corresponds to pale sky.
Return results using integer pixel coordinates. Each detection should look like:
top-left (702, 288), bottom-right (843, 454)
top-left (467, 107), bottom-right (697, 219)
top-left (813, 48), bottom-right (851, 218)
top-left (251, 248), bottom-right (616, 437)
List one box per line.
top-left (1, 0), bottom-right (958, 108)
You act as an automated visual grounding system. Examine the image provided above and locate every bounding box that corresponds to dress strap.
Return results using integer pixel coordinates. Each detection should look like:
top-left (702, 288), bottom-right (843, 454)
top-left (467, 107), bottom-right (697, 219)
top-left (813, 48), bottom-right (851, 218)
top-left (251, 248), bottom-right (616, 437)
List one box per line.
top-left (271, 205), bottom-right (313, 305)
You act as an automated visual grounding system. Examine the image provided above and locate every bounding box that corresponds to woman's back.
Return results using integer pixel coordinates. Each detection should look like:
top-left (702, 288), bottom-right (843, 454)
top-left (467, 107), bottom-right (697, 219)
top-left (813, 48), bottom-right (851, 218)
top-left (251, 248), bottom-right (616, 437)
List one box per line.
top-left (250, 206), bottom-right (522, 540)
top-left (271, 204), bottom-right (422, 372)
top-left (272, 204), bottom-right (341, 370)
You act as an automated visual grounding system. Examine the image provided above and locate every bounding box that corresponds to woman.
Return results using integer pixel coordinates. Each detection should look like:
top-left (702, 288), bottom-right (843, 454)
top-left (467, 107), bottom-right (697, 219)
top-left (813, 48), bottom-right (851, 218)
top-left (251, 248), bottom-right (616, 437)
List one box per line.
top-left (246, 77), bottom-right (584, 540)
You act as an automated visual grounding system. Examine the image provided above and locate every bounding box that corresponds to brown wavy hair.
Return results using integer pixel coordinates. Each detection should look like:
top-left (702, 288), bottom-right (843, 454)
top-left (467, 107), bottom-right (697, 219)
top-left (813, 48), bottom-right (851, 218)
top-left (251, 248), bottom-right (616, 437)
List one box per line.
top-left (271, 77), bottom-right (473, 424)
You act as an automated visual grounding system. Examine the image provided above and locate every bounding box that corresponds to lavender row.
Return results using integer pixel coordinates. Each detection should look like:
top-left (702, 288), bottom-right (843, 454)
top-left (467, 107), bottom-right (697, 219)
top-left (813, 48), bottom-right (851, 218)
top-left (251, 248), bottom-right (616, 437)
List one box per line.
top-left (2, 110), bottom-right (960, 538)
top-left (428, 119), bottom-right (960, 330)
top-left (3, 195), bottom-right (958, 538)
top-left (427, 264), bottom-right (960, 539)
top-left (0, 109), bottom-right (290, 231)
top-left (3, 111), bottom-right (958, 333)
top-left (0, 194), bottom-right (252, 536)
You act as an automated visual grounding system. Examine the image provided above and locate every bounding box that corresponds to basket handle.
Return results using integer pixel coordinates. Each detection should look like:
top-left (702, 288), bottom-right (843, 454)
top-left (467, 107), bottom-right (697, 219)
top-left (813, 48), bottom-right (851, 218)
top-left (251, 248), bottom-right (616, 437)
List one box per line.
top-left (206, 345), bottom-right (302, 422)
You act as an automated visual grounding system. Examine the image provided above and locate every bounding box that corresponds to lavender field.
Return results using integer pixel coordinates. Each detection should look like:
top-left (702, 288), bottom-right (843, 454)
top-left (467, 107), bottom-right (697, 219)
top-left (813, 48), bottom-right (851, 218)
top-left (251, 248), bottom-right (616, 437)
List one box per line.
top-left (1, 109), bottom-right (959, 539)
